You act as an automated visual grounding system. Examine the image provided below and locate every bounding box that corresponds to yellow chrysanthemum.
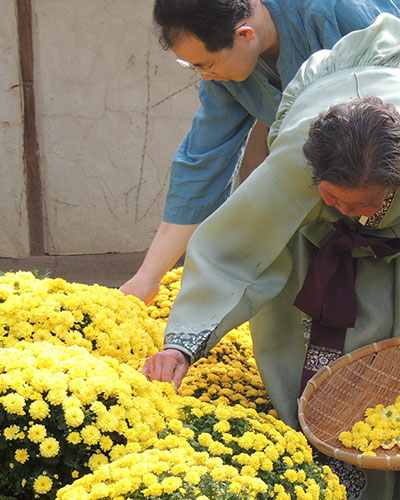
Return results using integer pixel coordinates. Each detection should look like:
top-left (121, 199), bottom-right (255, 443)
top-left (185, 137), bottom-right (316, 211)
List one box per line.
top-left (39, 437), bottom-right (60, 458)
top-left (27, 424), bottom-right (47, 443)
top-left (14, 448), bottom-right (29, 464)
top-left (67, 432), bottom-right (82, 445)
top-left (29, 399), bottom-right (51, 420)
top-left (1, 393), bottom-right (26, 415)
top-left (4, 425), bottom-right (21, 441)
top-left (33, 474), bottom-right (53, 494)
top-left (65, 406), bottom-right (85, 427)
top-left (81, 425), bottom-right (101, 446)
top-left (88, 453), bottom-right (108, 472)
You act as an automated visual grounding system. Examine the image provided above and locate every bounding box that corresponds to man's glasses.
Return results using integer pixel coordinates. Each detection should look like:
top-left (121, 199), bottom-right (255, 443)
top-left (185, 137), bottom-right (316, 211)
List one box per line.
top-left (176, 50), bottom-right (223, 77)
top-left (175, 22), bottom-right (247, 77)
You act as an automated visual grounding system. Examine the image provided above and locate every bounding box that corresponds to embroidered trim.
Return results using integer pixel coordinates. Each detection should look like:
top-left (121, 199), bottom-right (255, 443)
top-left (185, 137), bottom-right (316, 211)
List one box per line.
top-left (304, 344), bottom-right (342, 372)
top-left (363, 191), bottom-right (395, 228)
top-left (164, 324), bottom-right (218, 363)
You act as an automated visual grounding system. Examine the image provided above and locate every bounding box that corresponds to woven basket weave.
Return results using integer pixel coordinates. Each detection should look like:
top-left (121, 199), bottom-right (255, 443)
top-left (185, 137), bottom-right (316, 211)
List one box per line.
top-left (298, 337), bottom-right (400, 470)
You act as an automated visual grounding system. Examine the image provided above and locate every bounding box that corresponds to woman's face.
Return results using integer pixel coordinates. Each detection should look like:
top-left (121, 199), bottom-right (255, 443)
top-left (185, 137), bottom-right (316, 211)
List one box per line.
top-left (318, 181), bottom-right (391, 217)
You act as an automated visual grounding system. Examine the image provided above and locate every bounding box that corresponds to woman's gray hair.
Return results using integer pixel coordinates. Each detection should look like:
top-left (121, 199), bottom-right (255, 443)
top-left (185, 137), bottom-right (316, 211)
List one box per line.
top-left (303, 97), bottom-right (400, 189)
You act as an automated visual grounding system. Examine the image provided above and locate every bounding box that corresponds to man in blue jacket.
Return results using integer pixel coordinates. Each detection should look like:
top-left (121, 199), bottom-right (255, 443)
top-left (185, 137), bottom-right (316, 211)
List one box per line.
top-left (120, 0), bottom-right (400, 303)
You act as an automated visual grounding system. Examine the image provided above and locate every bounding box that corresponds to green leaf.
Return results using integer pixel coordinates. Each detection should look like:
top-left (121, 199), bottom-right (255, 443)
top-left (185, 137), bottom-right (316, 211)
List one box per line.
top-left (31, 269), bottom-right (51, 279)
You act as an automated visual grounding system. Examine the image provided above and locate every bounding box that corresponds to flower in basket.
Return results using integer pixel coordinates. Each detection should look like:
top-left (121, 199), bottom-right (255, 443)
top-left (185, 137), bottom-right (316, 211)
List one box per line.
top-left (339, 395), bottom-right (400, 454)
top-left (0, 272), bottom-right (163, 363)
top-left (0, 341), bottom-right (179, 500)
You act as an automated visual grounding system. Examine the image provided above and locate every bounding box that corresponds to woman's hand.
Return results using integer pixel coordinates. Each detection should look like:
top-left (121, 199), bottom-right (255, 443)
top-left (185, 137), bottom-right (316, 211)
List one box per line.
top-left (142, 348), bottom-right (190, 391)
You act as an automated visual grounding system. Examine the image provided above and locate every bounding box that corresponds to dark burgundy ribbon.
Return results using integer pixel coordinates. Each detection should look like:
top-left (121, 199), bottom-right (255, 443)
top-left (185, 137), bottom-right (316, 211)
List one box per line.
top-left (294, 221), bottom-right (400, 395)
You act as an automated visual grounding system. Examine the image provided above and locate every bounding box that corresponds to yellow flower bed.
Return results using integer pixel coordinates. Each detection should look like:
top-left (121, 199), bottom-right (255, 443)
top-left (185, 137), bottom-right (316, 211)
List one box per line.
top-left (339, 396), bottom-right (400, 454)
top-left (58, 397), bottom-right (346, 500)
top-left (0, 271), bottom-right (163, 363)
top-left (57, 448), bottom-right (268, 500)
top-left (0, 341), bottom-right (178, 499)
top-left (180, 324), bottom-right (273, 415)
top-left (146, 267), bottom-right (273, 414)
top-left (0, 269), bottom-right (345, 499)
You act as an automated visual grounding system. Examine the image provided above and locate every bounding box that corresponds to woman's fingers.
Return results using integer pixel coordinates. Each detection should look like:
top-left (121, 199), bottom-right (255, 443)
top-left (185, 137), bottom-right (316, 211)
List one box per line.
top-left (142, 349), bottom-right (189, 391)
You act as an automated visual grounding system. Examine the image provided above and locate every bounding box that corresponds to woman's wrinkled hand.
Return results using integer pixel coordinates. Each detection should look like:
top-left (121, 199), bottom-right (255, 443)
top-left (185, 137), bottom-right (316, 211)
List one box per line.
top-left (142, 348), bottom-right (190, 391)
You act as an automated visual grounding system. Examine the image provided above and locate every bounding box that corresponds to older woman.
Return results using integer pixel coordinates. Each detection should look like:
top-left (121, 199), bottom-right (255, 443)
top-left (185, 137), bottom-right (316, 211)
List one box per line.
top-left (144, 14), bottom-right (400, 499)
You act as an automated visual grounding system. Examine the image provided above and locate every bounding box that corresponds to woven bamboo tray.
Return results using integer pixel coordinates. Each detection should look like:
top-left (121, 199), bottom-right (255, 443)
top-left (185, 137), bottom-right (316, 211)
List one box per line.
top-left (298, 337), bottom-right (400, 470)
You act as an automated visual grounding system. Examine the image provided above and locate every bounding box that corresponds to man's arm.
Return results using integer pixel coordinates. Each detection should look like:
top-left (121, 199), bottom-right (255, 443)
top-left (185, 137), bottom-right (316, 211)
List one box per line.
top-left (119, 221), bottom-right (199, 303)
top-left (162, 80), bottom-right (257, 225)
top-left (121, 82), bottom-right (264, 303)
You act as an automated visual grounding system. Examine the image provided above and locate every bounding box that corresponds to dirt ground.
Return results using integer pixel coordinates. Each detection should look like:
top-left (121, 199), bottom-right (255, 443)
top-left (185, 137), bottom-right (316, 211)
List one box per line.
top-left (0, 252), bottom-right (148, 288)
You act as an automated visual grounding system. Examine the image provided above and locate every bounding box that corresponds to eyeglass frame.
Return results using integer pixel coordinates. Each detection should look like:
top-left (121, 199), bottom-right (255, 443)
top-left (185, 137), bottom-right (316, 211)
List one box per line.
top-left (175, 22), bottom-right (248, 77)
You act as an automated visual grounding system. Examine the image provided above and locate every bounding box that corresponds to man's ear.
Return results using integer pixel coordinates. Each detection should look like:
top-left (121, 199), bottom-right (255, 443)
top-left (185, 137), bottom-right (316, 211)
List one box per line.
top-left (235, 25), bottom-right (256, 42)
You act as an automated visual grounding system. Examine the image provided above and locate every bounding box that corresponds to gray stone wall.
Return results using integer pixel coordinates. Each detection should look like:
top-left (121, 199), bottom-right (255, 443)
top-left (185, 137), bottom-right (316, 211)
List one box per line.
top-left (0, 0), bottom-right (29, 257)
top-left (0, 0), bottom-right (199, 257)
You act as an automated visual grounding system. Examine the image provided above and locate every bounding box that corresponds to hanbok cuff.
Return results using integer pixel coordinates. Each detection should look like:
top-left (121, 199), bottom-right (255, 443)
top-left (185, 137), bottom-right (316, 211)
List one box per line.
top-left (164, 326), bottom-right (217, 364)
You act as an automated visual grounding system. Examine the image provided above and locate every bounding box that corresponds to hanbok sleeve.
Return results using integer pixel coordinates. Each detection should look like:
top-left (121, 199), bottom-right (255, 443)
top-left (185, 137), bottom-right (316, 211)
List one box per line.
top-left (164, 122), bottom-right (321, 362)
top-left (163, 79), bottom-right (257, 224)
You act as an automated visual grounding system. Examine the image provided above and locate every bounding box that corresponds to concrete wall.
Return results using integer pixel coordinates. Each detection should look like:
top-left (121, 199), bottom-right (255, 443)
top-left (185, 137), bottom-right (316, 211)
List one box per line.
top-left (0, 0), bottom-right (200, 257)
top-left (0, 0), bottom-right (30, 257)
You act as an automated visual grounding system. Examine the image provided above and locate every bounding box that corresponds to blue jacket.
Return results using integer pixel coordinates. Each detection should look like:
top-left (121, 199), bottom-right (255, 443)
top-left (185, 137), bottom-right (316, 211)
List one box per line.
top-left (163, 0), bottom-right (400, 224)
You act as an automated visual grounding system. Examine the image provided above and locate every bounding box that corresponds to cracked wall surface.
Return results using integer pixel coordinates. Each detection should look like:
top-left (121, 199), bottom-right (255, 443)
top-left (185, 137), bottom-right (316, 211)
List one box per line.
top-left (0, 0), bottom-right (29, 257)
top-left (33, 0), bottom-right (200, 254)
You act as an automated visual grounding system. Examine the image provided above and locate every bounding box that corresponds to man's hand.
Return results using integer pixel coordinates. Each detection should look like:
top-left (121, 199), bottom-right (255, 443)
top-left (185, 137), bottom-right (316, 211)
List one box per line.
top-left (119, 221), bottom-right (199, 303)
top-left (142, 348), bottom-right (190, 391)
top-left (119, 271), bottom-right (160, 304)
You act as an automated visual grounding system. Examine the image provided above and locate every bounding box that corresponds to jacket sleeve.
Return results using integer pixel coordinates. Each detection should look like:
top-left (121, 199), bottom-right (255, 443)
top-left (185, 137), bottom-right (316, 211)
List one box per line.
top-left (163, 79), bottom-right (257, 224)
top-left (163, 123), bottom-right (321, 362)
top-left (301, 0), bottom-right (400, 51)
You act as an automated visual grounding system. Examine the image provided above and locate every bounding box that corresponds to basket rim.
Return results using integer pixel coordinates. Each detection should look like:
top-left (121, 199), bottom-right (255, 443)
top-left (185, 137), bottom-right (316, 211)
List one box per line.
top-left (298, 337), bottom-right (400, 469)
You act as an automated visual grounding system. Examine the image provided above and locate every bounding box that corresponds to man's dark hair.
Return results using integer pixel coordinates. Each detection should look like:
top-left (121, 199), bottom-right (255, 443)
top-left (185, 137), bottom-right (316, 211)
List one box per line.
top-left (153, 0), bottom-right (255, 52)
top-left (303, 96), bottom-right (400, 189)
